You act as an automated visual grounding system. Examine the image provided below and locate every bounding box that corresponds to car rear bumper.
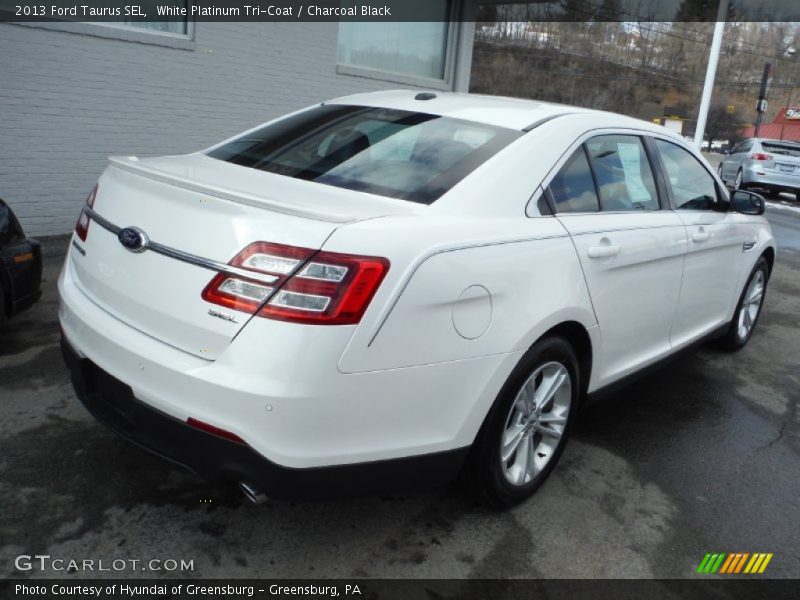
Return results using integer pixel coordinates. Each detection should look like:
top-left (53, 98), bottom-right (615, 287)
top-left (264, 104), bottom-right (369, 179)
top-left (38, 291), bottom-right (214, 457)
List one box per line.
top-left (743, 165), bottom-right (800, 191)
top-left (58, 252), bottom-right (517, 495)
top-left (61, 336), bottom-right (468, 499)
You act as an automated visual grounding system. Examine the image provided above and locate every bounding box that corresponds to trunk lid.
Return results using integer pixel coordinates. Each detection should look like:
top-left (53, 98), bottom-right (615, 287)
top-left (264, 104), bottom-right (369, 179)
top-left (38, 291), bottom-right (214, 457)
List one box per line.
top-left (760, 141), bottom-right (800, 176)
top-left (68, 154), bottom-right (413, 359)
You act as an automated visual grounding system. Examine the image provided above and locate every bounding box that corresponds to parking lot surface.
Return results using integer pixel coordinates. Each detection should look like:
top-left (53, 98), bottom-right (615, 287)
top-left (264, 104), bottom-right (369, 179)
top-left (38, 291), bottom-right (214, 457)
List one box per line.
top-left (1, 209), bottom-right (798, 579)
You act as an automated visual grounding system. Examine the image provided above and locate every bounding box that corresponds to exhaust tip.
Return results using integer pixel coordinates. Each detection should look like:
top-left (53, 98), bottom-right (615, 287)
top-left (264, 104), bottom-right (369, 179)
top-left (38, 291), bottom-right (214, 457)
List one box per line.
top-left (238, 481), bottom-right (268, 505)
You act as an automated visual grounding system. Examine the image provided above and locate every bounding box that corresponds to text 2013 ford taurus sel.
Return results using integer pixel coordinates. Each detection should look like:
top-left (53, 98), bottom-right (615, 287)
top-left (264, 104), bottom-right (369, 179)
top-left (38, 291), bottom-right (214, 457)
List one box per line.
top-left (59, 91), bottom-right (776, 507)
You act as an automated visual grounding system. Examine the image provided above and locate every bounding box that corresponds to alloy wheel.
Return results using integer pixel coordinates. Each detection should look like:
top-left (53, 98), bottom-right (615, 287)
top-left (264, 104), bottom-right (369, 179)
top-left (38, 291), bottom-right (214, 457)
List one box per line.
top-left (737, 270), bottom-right (765, 340)
top-left (734, 170), bottom-right (743, 190)
top-left (500, 361), bottom-right (571, 486)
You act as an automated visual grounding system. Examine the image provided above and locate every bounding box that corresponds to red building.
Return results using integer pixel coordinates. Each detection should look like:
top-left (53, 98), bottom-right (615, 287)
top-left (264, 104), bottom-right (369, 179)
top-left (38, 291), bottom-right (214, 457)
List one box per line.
top-left (741, 107), bottom-right (800, 141)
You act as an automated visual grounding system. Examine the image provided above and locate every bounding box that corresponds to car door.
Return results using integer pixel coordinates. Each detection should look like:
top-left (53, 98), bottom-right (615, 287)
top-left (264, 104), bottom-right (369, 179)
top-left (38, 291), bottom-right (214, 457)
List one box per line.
top-left (548, 134), bottom-right (687, 388)
top-left (653, 139), bottom-right (748, 347)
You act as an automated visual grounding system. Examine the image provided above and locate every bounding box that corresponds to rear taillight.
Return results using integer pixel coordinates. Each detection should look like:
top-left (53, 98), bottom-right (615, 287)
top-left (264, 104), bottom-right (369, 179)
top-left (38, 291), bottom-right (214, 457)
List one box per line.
top-left (750, 153), bottom-right (773, 161)
top-left (74, 184), bottom-right (98, 241)
top-left (202, 242), bottom-right (390, 325)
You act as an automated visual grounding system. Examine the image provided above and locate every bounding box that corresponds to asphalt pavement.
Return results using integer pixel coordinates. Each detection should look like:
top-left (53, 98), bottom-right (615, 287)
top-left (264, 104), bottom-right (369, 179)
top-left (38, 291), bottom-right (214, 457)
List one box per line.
top-left (1, 211), bottom-right (798, 580)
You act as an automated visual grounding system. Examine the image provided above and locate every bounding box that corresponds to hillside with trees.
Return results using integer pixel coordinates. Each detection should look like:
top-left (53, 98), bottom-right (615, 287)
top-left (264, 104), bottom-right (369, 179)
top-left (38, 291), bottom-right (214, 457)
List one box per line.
top-left (469, 7), bottom-right (800, 148)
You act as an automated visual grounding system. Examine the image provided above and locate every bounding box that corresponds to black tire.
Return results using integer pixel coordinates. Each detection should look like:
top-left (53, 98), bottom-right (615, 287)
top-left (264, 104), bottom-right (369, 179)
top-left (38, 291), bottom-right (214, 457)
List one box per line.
top-left (716, 257), bottom-right (769, 351)
top-left (468, 336), bottom-right (580, 509)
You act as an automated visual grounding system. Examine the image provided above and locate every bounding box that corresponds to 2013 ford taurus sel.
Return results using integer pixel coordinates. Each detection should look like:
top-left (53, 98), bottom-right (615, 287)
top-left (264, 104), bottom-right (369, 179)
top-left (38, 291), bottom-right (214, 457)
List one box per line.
top-left (59, 91), bottom-right (775, 507)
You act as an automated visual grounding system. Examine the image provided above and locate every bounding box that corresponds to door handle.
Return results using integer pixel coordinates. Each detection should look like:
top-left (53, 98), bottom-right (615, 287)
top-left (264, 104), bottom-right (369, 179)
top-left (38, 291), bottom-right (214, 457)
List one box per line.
top-left (588, 244), bottom-right (620, 259)
top-left (692, 228), bottom-right (710, 243)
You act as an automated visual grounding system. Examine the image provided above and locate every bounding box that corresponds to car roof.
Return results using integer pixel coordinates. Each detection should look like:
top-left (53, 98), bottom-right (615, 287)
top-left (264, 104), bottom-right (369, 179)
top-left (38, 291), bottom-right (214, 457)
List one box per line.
top-left (327, 90), bottom-right (611, 131)
top-left (759, 138), bottom-right (800, 145)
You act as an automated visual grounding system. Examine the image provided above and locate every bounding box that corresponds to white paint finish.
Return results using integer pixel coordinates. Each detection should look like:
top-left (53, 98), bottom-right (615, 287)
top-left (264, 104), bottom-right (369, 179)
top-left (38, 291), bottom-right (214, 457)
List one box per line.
top-left (670, 210), bottom-right (755, 346)
top-left (452, 285), bottom-right (492, 340)
top-left (557, 212), bottom-right (688, 387)
top-left (60, 263), bottom-right (520, 466)
top-left (58, 97), bottom-right (777, 472)
top-left (70, 163), bottom-right (359, 359)
top-left (338, 234), bottom-right (594, 373)
top-left (110, 154), bottom-right (421, 223)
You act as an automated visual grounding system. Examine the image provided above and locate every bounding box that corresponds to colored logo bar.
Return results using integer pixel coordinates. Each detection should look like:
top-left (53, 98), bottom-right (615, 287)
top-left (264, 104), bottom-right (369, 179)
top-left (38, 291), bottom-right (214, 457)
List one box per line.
top-left (697, 552), bottom-right (773, 574)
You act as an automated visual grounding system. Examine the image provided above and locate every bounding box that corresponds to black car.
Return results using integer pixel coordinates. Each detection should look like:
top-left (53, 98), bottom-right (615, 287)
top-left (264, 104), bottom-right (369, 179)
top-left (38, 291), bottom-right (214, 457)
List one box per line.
top-left (0, 198), bottom-right (42, 329)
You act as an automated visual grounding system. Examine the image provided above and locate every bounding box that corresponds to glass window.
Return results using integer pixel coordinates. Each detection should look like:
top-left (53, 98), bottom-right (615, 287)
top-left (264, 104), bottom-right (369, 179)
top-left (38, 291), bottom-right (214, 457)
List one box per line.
top-left (338, 3), bottom-right (451, 80)
top-left (761, 140), bottom-right (800, 156)
top-left (655, 140), bottom-right (719, 210)
top-left (585, 135), bottom-right (659, 211)
top-left (121, 1), bottom-right (189, 35)
top-left (547, 148), bottom-right (600, 213)
top-left (733, 140), bottom-right (753, 154)
top-left (208, 104), bottom-right (521, 204)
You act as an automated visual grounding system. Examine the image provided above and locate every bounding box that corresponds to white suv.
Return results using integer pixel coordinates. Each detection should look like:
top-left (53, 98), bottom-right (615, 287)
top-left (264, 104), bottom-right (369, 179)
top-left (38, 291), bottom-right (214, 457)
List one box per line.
top-left (59, 91), bottom-right (775, 507)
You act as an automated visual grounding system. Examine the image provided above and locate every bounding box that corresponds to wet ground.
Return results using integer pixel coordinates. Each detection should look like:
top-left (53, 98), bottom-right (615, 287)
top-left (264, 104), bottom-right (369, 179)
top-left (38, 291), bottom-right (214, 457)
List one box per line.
top-left (1, 210), bottom-right (798, 580)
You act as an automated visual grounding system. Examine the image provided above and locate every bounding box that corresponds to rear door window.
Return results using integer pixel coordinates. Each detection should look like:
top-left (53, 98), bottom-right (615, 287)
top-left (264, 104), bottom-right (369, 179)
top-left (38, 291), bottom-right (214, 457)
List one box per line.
top-left (585, 135), bottom-right (660, 211)
top-left (207, 104), bottom-right (521, 204)
top-left (546, 147), bottom-right (600, 213)
top-left (732, 140), bottom-right (750, 154)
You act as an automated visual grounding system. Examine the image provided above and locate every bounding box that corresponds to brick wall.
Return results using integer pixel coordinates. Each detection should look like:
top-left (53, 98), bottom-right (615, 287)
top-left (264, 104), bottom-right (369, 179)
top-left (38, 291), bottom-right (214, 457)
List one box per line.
top-left (0, 22), bottom-right (411, 236)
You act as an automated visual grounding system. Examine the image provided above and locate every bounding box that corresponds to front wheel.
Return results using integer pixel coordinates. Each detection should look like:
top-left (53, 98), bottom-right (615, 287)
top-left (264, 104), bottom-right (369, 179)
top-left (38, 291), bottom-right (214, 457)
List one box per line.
top-left (716, 257), bottom-right (769, 351)
top-left (468, 336), bottom-right (580, 508)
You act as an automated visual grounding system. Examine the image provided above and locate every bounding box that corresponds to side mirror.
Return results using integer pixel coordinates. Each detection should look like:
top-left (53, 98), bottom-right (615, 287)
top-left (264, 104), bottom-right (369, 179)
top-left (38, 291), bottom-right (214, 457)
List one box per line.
top-left (731, 190), bottom-right (765, 215)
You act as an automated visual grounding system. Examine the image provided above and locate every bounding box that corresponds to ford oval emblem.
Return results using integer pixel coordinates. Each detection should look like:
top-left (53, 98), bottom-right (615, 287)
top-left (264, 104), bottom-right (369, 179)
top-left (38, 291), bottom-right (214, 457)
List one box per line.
top-left (117, 227), bottom-right (148, 253)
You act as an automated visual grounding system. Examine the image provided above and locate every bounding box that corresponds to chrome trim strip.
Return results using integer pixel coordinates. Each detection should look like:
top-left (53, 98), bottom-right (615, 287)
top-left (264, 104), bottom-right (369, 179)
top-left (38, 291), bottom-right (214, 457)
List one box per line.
top-left (84, 207), bottom-right (279, 285)
top-left (521, 112), bottom-right (574, 133)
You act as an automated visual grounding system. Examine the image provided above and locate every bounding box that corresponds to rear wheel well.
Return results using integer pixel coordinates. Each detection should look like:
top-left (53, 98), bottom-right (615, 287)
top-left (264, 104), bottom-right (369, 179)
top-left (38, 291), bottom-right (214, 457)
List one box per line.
top-left (762, 247), bottom-right (775, 275)
top-left (540, 321), bottom-right (593, 397)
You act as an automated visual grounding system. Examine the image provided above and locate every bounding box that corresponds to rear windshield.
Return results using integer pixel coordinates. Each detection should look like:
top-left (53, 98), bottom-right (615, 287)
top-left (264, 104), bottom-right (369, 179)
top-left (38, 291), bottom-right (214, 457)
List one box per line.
top-left (207, 104), bottom-right (521, 204)
top-left (761, 141), bottom-right (800, 157)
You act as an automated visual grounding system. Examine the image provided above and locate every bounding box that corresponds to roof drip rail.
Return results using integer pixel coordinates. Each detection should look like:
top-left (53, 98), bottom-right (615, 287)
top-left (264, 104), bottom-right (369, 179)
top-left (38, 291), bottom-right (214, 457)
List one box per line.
top-left (522, 113), bottom-right (573, 133)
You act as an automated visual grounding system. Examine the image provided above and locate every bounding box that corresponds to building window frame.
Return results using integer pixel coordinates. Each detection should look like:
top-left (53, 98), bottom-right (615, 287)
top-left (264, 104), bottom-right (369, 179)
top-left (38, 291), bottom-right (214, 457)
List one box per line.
top-left (9, 2), bottom-right (195, 51)
top-left (336, 2), bottom-right (460, 91)
top-left (88, 18), bottom-right (194, 42)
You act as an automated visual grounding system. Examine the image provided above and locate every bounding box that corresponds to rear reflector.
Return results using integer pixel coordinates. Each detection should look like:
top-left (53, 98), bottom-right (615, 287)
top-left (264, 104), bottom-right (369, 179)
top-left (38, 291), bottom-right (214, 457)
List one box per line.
top-left (187, 417), bottom-right (247, 445)
top-left (202, 242), bottom-right (389, 325)
top-left (74, 184), bottom-right (98, 242)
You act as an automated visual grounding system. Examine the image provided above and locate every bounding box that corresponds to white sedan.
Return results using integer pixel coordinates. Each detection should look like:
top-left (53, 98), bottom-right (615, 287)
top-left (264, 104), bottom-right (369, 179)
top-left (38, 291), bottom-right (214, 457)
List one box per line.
top-left (59, 91), bottom-right (775, 507)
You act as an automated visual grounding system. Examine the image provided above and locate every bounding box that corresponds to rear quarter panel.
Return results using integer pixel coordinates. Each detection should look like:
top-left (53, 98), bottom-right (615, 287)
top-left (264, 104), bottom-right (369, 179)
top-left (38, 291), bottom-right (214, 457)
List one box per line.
top-left (329, 216), bottom-right (597, 374)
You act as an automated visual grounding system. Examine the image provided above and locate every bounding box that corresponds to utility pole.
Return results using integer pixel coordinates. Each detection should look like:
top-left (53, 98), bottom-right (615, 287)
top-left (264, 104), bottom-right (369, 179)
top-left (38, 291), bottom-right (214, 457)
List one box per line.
top-left (694, 0), bottom-right (728, 150)
top-left (779, 47), bottom-right (796, 141)
top-left (754, 62), bottom-right (771, 138)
